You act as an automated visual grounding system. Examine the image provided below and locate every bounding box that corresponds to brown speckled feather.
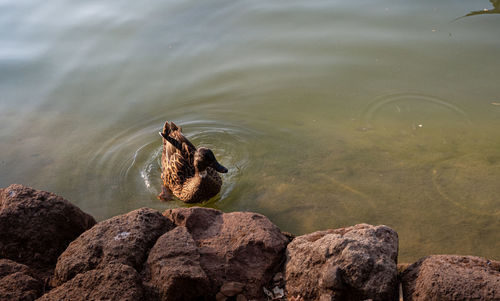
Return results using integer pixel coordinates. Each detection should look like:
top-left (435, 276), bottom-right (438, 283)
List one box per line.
top-left (159, 121), bottom-right (225, 203)
top-left (161, 122), bottom-right (195, 190)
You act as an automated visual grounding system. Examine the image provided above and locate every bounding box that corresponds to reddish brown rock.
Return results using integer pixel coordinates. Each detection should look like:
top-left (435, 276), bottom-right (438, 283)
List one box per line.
top-left (53, 208), bottom-right (174, 286)
top-left (0, 184), bottom-right (96, 272)
top-left (163, 207), bottom-right (289, 299)
top-left (0, 259), bottom-right (32, 278)
top-left (285, 224), bottom-right (399, 301)
top-left (38, 263), bottom-right (144, 301)
top-left (0, 259), bottom-right (43, 301)
top-left (220, 281), bottom-right (245, 297)
top-left (402, 255), bottom-right (500, 301)
top-left (143, 226), bottom-right (210, 301)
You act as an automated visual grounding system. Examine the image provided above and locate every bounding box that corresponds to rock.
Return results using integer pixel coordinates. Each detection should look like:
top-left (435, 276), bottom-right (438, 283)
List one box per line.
top-left (285, 224), bottom-right (399, 301)
top-left (38, 263), bottom-right (144, 301)
top-left (163, 207), bottom-right (289, 299)
top-left (143, 226), bottom-right (210, 301)
top-left (220, 281), bottom-right (245, 297)
top-left (236, 294), bottom-right (247, 301)
top-left (0, 184), bottom-right (96, 272)
top-left (397, 263), bottom-right (411, 275)
top-left (0, 259), bottom-right (31, 278)
top-left (53, 208), bottom-right (173, 286)
top-left (401, 255), bottom-right (500, 300)
top-left (0, 259), bottom-right (43, 301)
top-left (216, 292), bottom-right (227, 301)
top-left (273, 272), bottom-right (284, 282)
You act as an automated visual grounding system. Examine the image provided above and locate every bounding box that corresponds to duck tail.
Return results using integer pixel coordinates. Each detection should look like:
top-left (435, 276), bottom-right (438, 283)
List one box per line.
top-left (163, 121), bottom-right (182, 134)
top-left (163, 121), bottom-right (172, 135)
top-left (170, 121), bottom-right (180, 131)
top-left (160, 121), bottom-right (183, 151)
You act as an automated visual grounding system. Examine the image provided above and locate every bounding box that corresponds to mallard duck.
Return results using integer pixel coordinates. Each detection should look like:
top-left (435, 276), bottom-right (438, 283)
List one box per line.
top-left (158, 121), bottom-right (228, 203)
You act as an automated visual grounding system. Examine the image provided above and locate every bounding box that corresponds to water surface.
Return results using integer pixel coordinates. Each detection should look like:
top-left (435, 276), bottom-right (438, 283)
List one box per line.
top-left (1, 0), bottom-right (499, 262)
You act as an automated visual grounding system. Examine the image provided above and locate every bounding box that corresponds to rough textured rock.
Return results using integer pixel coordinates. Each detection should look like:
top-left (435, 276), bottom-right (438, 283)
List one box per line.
top-left (285, 224), bottom-right (399, 301)
top-left (0, 184), bottom-right (96, 272)
top-left (0, 259), bottom-right (32, 278)
top-left (163, 207), bottom-right (289, 299)
top-left (402, 255), bottom-right (500, 301)
top-left (53, 208), bottom-right (174, 286)
top-left (38, 263), bottom-right (144, 301)
top-left (143, 226), bottom-right (210, 301)
top-left (220, 281), bottom-right (245, 297)
top-left (0, 259), bottom-right (43, 301)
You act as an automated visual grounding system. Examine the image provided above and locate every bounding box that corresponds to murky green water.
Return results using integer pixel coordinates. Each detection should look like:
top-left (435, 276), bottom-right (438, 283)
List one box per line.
top-left (1, 0), bottom-right (499, 262)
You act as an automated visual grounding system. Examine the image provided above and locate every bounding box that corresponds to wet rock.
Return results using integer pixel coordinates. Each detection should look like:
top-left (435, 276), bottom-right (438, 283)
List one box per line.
top-left (53, 208), bottom-right (173, 286)
top-left (0, 259), bottom-right (43, 301)
top-left (0, 184), bottom-right (96, 272)
top-left (285, 224), bottom-right (399, 301)
top-left (401, 255), bottom-right (500, 300)
top-left (143, 226), bottom-right (210, 301)
top-left (38, 263), bottom-right (144, 301)
top-left (163, 207), bottom-right (289, 299)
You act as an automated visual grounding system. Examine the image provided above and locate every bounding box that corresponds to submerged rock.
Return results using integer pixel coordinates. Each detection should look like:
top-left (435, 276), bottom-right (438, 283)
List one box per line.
top-left (53, 208), bottom-right (174, 286)
top-left (0, 184), bottom-right (95, 273)
top-left (285, 224), bottom-right (399, 301)
top-left (401, 255), bottom-right (500, 300)
top-left (163, 207), bottom-right (290, 300)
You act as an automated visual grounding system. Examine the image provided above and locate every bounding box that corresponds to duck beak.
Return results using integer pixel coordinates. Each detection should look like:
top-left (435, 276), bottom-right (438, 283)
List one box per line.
top-left (213, 161), bottom-right (228, 173)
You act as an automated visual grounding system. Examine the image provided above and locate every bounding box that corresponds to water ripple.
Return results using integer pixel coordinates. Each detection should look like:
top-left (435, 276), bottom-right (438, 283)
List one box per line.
top-left (360, 92), bottom-right (471, 130)
top-left (88, 117), bottom-right (251, 206)
top-left (432, 154), bottom-right (500, 216)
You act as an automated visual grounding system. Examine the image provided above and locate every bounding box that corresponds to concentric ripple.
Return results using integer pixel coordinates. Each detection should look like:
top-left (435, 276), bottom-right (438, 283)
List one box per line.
top-left (360, 92), bottom-right (471, 131)
top-left (432, 154), bottom-right (500, 216)
top-left (86, 117), bottom-right (251, 216)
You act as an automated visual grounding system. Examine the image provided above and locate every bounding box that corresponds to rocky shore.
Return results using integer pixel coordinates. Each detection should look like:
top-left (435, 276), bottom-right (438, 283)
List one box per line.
top-left (0, 184), bottom-right (498, 301)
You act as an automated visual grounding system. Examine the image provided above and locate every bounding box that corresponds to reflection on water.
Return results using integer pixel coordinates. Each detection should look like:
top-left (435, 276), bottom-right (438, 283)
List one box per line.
top-left (0, 0), bottom-right (499, 262)
top-left (456, 0), bottom-right (500, 20)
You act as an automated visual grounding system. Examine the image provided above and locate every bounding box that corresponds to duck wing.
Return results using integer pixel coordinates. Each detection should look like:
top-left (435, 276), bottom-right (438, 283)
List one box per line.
top-left (160, 121), bottom-right (196, 189)
top-left (164, 151), bottom-right (194, 195)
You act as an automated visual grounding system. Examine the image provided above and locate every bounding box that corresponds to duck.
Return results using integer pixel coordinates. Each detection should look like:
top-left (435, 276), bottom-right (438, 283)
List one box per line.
top-left (158, 121), bottom-right (228, 203)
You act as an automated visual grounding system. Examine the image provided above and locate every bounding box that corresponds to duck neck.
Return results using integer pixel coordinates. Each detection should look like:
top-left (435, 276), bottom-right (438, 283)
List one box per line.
top-left (195, 166), bottom-right (208, 178)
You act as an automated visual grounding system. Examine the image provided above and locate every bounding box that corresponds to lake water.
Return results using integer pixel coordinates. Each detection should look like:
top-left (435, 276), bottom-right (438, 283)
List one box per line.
top-left (1, 0), bottom-right (499, 262)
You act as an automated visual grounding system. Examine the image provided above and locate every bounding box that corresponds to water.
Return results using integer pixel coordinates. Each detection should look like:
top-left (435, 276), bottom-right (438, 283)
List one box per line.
top-left (1, 0), bottom-right (499, 262)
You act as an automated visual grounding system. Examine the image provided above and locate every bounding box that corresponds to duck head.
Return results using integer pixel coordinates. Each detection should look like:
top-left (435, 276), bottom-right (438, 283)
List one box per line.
top-left (194, 147), bottom-right (228, 174)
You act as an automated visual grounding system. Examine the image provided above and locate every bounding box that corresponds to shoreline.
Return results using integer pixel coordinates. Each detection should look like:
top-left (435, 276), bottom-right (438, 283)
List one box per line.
top-left (1, 184), bottom-right (498, 300)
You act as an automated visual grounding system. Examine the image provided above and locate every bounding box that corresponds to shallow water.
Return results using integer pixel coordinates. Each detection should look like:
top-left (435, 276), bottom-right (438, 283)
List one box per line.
top-left (1, 0), bottom-right (499, 262)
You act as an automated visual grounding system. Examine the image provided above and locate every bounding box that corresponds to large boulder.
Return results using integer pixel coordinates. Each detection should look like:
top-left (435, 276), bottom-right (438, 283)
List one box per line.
top-left (163, 207), bottom-right (290, 300)
top-left (38, 263), bottom-right (145, 301)
top-left (0, 184), bottom-right (96, 272)
top-left (401, 255), bottom-right (500, 300)
top-left (285, 224), bottom-right (399, 301)
top-left (0, 259), bottom-right (43, 301)
top-left (53, 208), bottom-right (174, 286)
top-left (143, 226), bottom-right (210, 301)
